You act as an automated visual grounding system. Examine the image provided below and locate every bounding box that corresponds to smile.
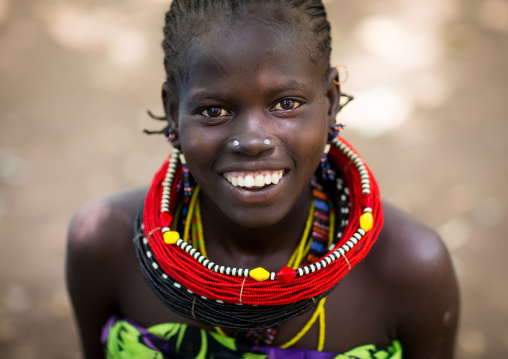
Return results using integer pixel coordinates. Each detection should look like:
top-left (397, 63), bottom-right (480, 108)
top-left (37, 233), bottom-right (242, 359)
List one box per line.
top-left (224, 170), bottom-right (284, 189)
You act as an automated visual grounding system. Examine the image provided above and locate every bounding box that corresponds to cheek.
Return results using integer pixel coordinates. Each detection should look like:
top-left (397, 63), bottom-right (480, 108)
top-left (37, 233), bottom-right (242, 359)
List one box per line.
top-left (179, 121), bottom-right (216, 175)
top-left (283, 112), bottom-right (328, 168)
top-left (178, 120), bottom-right (232, 190)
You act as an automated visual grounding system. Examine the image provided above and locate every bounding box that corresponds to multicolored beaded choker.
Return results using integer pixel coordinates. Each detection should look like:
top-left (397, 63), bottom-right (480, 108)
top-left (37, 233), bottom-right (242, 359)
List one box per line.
top-left (134, 137), bottom-right (383, 330)
top-left (180, 179), bottom-right (347, 272)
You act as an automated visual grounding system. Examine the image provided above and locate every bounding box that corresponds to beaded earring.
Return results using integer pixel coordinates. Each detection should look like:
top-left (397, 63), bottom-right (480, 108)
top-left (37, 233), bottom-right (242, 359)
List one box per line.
top-left (320, 123), bottom-right (345, 180)
top-left (179, 153), bottom-right (193, 200)
top-left (167, 129), bottom-right (176, 144)
top-left (333, 123), bottom-right (345, 140)
top-left (320, 145), bottom-right (333, 181)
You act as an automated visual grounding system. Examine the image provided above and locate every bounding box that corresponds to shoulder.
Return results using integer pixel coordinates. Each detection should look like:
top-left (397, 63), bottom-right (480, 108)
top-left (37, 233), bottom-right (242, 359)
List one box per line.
top-left (373, 202), bottom-right (453, 284)
top-left (66, 186), bottom-right (147, 289)
top-left (68, 188), bottom-right (147, 253)
top-left (66, 187), bottom-right (148, 285)
top-left (369, 201), bottom-right (459, 357)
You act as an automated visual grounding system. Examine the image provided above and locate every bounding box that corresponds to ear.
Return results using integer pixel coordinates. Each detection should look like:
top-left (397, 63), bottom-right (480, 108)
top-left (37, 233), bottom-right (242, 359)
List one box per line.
top-left (162, 82), bottom-right (181, 149)
top-left (324, 67), bottom-right (342, 137)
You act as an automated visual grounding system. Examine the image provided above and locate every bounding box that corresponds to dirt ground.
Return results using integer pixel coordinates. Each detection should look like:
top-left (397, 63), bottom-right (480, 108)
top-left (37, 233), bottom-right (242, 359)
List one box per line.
top-left (0, 0), bottom-right (507, 358)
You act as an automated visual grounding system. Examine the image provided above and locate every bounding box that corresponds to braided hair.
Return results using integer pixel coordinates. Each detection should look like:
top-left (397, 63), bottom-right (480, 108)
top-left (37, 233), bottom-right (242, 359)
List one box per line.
top-left (146, 0), bottom-right (332, 136)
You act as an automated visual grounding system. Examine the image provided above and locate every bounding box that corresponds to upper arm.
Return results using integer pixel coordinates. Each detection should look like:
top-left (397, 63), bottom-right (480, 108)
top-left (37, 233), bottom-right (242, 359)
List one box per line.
top-left (66, 201), bottom-right (121, 359)
top-left (397, 231), bottom-right (459, 358)
top-left (380, 204), bottom-right (460, 358)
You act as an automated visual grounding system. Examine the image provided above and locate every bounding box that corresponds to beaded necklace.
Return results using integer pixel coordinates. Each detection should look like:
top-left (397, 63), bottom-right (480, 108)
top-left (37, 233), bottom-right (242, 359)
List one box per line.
top-left (134, 137), bottom-right (383, 331)
top-left (179, 180), bottom-right (340, 346)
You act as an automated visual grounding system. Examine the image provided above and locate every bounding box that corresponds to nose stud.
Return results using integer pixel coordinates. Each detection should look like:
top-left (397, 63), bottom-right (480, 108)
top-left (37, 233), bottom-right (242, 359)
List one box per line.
top-left (230, 138), bottom-right (272, 149)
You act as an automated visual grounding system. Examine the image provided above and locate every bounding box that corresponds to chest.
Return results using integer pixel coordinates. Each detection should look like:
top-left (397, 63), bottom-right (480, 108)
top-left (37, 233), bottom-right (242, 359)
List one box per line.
top-left (115, 249), bottom-right (395, 353)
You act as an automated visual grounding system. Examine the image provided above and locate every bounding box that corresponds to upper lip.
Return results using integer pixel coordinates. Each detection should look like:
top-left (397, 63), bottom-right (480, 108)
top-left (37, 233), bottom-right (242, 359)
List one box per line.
top-left (218, 162), bottom-right (289, 175)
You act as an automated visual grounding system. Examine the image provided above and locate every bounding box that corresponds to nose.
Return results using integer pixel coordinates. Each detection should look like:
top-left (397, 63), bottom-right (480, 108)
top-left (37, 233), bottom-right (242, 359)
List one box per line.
top-left (228, 137), bottom-right (275, 156)
top-left (228, 115), bottom-right (275, 156)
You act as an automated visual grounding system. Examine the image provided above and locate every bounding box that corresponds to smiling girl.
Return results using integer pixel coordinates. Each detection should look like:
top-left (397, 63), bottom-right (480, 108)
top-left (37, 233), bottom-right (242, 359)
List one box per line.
top-left (66, 1), bottom-right (459, 358)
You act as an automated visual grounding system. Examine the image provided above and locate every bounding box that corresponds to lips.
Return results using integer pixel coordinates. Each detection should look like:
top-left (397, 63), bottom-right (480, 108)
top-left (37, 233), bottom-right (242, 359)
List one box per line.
top-left (223, 170), bottom-right (284, 189)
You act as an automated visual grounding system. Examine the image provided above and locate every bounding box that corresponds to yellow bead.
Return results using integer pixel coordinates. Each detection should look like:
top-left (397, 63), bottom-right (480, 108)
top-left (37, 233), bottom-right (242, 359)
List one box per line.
top-left (163, 231), bottom-right (180, 244)
top-left (249, 267), bottom-right (270, 282)
top-left (360, 212), bottom-right (374, 232)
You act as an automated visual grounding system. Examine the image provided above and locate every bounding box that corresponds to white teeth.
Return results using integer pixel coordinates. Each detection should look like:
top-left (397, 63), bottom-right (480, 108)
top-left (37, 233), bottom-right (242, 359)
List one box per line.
top-left (255, 175), bottom-right (265, 187)
top-left (244, 175), bottom-right (255, 188)
top-left (224, 170), bottom-right (284, 189)
top-left (264, 174), bottom-right (271, 185)
top-left (271, 173), bottom-right (279, 184)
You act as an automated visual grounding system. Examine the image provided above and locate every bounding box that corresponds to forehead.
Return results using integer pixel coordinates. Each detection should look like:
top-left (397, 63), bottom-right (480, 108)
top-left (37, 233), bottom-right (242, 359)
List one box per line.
top-left (181, 16), bottom-right (321, 92)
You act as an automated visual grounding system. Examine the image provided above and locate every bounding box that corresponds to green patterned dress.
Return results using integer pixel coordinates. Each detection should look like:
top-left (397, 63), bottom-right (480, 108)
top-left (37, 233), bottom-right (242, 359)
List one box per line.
top-left (102, 316), bottom-right (402, 359)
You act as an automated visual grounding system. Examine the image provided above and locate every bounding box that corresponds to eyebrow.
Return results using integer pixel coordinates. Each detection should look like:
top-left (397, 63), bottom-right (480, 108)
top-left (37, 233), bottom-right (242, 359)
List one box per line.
top-left (187, 79), bottom-right (310, 103)
top-left (263, 80), bottom-right (310, 97)
top-left (187, 91), bottom-right (229, 104)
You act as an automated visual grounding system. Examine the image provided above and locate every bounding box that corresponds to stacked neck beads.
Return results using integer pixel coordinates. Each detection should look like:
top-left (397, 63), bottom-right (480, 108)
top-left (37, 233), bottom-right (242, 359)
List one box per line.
top-left (159, 138), bottom-right (377, 285)
top-left (135, 137), bottom-right (382, 329)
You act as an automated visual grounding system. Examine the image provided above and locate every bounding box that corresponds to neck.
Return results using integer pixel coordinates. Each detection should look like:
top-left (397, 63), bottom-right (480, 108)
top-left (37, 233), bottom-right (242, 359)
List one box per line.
top-left (199, 185), bottom-right (313, 272)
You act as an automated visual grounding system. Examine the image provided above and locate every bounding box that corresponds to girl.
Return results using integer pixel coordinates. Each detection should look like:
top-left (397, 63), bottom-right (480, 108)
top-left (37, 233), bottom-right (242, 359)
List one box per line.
top-left (67, 1), bottom-right (459, 358)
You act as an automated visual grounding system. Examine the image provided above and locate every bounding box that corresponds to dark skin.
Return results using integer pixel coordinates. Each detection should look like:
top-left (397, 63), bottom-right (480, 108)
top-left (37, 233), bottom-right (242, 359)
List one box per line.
top-left (67, 16), bottom-right (459, 359)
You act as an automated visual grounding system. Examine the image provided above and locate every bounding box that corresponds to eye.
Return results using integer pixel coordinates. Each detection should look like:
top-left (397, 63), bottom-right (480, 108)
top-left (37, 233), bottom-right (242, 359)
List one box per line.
top-left (273, 99), bottom-right (302, 111)
top-left (201, 107), bottom-right (230, 117)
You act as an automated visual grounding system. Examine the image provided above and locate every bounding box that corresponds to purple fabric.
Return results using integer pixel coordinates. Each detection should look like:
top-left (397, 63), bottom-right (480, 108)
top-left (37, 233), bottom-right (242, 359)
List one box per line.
top-left (125, 318), bottom-right (171, 353)
top-left (102, 315), bottom-right (173, 354)
top-left (101, 316), bottom-right (115, 344)
top-left (253, 346), bottom-right (337, 359)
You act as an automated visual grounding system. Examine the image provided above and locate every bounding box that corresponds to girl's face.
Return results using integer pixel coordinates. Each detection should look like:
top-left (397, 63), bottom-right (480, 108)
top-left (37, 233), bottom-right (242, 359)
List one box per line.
top-left (173, 17), bottom-right (337, 229)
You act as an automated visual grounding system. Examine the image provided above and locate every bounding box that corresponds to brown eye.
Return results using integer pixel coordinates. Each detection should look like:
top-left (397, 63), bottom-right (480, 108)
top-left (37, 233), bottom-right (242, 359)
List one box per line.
top-left (202, 107), bottom-right (229, 117)
top-left (274, 99), bottom-right (301, 111)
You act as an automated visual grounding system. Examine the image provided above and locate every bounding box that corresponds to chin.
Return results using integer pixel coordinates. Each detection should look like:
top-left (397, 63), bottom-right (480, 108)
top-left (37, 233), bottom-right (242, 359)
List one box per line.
top-left (224, 203), bottom-right (289, 229)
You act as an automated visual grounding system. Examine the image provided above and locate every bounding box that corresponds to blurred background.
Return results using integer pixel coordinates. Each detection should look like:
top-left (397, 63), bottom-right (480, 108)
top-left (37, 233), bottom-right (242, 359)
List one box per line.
top-left (0, 0), bottom-right (506, 357)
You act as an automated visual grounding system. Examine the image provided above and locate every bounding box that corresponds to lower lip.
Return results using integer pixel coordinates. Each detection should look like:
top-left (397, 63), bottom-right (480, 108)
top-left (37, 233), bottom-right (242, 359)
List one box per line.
top-left (222, 174), bottom-right (286, 204)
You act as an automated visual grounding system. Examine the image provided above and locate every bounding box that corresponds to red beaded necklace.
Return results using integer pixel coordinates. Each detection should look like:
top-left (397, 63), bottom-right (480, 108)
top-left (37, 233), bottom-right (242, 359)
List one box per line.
top-left (142, 137), bottom-right (382, 306)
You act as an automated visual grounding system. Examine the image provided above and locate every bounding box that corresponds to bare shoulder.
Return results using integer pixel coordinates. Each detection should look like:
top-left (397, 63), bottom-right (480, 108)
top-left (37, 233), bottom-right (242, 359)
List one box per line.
top-left (369, 201), bottom-right (460, 358)
top-left (66, 187), bottom-right (147, 358)
top-left (373, 201), bottom-right (453, 282)
top-left (67, 187), bottom-right (147, 257)
top-left (66, 186), bottom-right (148, 298)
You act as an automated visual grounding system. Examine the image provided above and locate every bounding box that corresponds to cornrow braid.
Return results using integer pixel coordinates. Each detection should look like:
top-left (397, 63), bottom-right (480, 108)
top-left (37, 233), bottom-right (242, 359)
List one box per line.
top-left (163, 0), bottom-right (331, 95)
top-left (143, 110), bottom-right (170, 136)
